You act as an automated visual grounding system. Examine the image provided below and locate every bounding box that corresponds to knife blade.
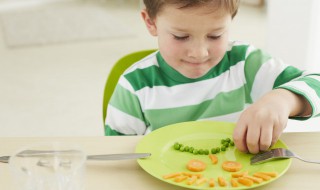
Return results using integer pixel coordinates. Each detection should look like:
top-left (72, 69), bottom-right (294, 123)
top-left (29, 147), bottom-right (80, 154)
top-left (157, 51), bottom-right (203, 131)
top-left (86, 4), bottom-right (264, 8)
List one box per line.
top-left (0, 153), bottom-right (151, 163)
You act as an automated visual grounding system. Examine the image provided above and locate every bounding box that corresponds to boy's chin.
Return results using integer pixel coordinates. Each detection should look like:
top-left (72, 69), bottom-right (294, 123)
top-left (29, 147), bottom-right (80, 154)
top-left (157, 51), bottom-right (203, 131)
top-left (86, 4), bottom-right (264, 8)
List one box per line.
top-left (182, 71), bottom-right (208, 79)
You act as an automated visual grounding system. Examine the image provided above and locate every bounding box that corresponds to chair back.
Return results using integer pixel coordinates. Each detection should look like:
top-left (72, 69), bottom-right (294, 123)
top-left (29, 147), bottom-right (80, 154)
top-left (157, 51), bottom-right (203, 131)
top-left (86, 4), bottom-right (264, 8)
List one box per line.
top-left (102, 49), bottom-right (157, 124)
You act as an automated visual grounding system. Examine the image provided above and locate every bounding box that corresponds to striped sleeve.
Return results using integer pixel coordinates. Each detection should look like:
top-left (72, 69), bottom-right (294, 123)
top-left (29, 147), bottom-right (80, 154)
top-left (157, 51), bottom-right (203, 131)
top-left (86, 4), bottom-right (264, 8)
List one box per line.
top-left (244, 48), bottom-right (320, 119)
top-left (276, 74), bottom-right (320, 119)
top-left (105, 76), bottom-right (148, 135)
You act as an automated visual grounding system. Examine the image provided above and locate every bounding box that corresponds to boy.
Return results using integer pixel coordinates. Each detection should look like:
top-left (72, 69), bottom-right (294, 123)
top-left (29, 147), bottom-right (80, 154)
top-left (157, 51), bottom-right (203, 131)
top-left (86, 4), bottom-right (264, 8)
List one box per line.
top-left (105, 0), bottom-right (319, 154)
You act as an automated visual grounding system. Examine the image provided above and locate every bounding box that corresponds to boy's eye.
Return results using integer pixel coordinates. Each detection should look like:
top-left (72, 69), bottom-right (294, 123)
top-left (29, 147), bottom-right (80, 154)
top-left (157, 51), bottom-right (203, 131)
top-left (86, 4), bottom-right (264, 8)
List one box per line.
top-left (208, 35), bottom-right (221, 40)
top-left (173, 35), bottom-right (189, 41)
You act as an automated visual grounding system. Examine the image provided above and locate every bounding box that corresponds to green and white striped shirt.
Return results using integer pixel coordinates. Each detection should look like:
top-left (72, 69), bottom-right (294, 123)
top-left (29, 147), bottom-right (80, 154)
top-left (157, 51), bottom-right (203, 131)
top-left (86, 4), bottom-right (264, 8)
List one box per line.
top-left (105, 41), bottom-right (320, 135)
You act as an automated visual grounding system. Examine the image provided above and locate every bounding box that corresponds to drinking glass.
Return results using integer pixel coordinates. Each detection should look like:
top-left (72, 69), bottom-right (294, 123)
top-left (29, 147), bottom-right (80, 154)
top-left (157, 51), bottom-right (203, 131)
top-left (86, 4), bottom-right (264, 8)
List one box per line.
top-left (9, 142), bottom-right (86, 190)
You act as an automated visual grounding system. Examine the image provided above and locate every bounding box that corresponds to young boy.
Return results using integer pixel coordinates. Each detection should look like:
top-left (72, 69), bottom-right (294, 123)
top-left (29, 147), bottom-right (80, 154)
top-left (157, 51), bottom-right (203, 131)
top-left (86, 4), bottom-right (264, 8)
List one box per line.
top-left (105, 0), bottom-right (319, 154)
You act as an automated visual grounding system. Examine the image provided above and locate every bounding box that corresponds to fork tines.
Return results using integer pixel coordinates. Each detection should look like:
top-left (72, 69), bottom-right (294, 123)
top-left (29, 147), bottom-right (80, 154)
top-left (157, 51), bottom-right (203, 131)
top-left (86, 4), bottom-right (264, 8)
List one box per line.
top-left (250, 150), bottom-right (275, 165)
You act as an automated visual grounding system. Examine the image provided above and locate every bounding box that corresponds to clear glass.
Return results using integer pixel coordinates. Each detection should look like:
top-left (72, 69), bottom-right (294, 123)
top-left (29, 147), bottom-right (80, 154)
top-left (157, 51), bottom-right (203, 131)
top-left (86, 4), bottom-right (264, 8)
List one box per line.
top-left (9, 142), bottom-right (86, 190)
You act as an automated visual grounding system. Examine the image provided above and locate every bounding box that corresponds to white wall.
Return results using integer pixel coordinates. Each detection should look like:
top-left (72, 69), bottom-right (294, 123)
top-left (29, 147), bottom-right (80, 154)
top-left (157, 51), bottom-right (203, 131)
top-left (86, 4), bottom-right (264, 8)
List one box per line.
top-left (267, 0), bottom-right (320, 71)
top-left (267, 0), bottom-right (320, 132)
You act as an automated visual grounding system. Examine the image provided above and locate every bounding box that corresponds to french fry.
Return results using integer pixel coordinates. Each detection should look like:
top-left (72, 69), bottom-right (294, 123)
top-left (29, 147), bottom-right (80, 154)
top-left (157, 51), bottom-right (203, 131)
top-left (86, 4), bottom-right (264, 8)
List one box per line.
top-left (174, 175), bottom-right (188, 182)
top-left (186, 175), bottom-right (197, 185)
top-left (196, 177), bottom-right (208, 186)
top-left (218, 176), bottom-right (227, 187)
top-left (209, 178), bottom-right (215, 187)
top-left (231, 171), bottom-right (249, 178)
top-left (162, 172), bottom-right (182, 179)
top-left (257, 172), bottom-right (278, 177)
top-left (243, 175), bottom-right (263, 184)
top-left (208, 154), bottom-right (218, 164)
top-left (231, 178), bottom-right (239, 187)
top-left (253, 173), bottom-right (271, 181)
top-left (238, 177), bottom-right (254, 187)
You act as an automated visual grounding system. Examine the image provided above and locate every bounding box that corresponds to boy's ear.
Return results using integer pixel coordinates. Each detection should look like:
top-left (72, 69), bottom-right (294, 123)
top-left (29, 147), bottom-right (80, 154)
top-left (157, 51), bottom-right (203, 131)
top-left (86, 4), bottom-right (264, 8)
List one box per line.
top-left (141, 9), bottom-right (157, 36)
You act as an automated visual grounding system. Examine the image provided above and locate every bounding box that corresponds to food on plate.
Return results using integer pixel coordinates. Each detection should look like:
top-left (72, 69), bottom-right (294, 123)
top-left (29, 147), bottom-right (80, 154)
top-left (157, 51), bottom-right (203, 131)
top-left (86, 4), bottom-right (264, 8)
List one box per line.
top-left (218, 176), bottom-right (227, 187)
top-left (238, 177), bottom-right (254, 187)
top-left (186, 159), bottom-right (207, 172)
top-left (163, 170), bottom-right (278, 188)
top-left (208, 178), bottom-right (215, 187)
top-left (182, 172), bottom-right (203, 179)
top-left (196, 177), bottom-right (208, 186)
top-left (174, 175), bottom-right (188, 182)
top-left (253, 172), bottom-right (271, 181)
top-left (208, 154), bottom-right (218, 164)
top-left (222, 161), bottom-right (243, 172)
top-left (162, 172), bottom-right (182, 179)
top-left (230, 178), bottom-right (239, 187)
top-left (173, 137), bottom-right (235, 155)
top-left (231, 171), bottom-right (249, 178)
top-left (258, 172), bottom-right (278, 177)
top-left (243, 175), bottom-right (263, 184)
top-left (186, 175), bottom-right (198, 185)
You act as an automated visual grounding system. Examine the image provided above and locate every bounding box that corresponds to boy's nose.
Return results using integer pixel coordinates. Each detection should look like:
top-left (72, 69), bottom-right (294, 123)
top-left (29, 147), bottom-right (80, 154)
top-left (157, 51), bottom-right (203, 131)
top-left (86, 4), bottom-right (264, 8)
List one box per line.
top-left (187, 43), bottom-right (209, 62)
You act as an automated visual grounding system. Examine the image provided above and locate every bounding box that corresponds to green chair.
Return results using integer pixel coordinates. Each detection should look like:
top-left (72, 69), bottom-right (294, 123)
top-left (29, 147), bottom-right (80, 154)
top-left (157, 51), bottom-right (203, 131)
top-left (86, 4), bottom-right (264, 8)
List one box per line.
top-left (102, 49), bottom-right (157, 133)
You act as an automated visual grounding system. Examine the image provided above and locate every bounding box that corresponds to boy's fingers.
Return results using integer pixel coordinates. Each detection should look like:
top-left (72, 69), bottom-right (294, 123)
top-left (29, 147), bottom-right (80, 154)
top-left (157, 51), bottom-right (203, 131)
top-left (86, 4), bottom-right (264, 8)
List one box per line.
top-left (259, 124), bottom-right (273, 151)
top-left (271, 123), bottom-right (284, 146)
top-left (233, 122), bottom-right (248, 153)
top-left (246, 124), bottom-right (261, 154)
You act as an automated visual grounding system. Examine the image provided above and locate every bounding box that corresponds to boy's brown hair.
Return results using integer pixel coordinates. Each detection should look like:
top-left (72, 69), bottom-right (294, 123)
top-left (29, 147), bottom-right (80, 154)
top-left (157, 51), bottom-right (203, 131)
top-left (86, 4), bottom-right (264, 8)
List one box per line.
top-left (143, 0), bottom-right (240, 19)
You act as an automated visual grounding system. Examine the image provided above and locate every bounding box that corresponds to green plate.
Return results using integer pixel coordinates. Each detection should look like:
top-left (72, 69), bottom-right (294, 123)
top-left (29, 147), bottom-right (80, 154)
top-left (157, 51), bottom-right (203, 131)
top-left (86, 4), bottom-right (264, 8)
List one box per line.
top-left (135, 121), bottom-right (291, 189)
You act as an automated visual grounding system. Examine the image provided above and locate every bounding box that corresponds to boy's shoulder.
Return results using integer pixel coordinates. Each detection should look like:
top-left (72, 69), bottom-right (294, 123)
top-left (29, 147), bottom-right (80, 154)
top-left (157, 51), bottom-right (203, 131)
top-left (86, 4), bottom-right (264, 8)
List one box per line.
top-left (228, 41), bottom-right (252, 50)
top-left (228, 41), bottom-right (257, 58)
top-left (123, 50), bottom-right (159, 75)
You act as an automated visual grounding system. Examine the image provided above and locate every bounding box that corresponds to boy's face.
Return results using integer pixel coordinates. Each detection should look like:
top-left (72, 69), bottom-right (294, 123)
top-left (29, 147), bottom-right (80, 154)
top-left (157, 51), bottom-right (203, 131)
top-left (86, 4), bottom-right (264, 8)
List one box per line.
top-left (142, 4), bottom-right (232, 79)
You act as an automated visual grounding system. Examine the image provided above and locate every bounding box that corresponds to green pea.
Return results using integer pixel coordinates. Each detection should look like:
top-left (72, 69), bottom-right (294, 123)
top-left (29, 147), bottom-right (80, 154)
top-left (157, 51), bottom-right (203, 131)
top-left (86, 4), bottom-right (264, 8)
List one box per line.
top-left (216, 147), bottom-right (220, 153)
top-left (221, 146), bottom-right (226, 151)
top-left (184, 146), bottom-right (190, 152)
top-left (179, 147), bottom-right (185, 151)
top-left (211, 148), bottom-right (217, 154)
top-left (221, 139), bottom-right (226, 144)
top-left (198, 149), bottom-right (204, 155)
top-left (204, 149), bottom-right (209, 155)
top-left (225, 138), bottom-right (231, 143)
top-left (230, 141), bottom-right (235, 146)
top-left (193, 150), bottom-right (198, 155)
top-left (224, 142), bottom-right (229, 148)
top-left (173, 143), bottom-right (180, 150)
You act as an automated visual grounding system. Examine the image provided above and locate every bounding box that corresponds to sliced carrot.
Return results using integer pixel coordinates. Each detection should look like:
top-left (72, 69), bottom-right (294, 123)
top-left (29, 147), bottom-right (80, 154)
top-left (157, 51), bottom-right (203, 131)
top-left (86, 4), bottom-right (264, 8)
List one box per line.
top-left (243, 175), bottom-right (263, 184)
top-left (196, 177), bottom-right (208, 186)
top-left (218, 176), bottom-right (227, 187)
top-left (174, 175), bottom-right (188, 182)
top-left (222, 161), bottom-right (242, 172)
top-left (253, 173), bottom-right (271, 181)
top-left (238, 177), bottom-right (254, 187)
top-left (208, 154), bottom-right (218, 164)
top-left (231, 171), bottom-right (249, 178)
top-left (209, 178), bottom-right (215, 187)
top-left (186, 175), bottom-right (197, 185)
top-left (186, 159), bottom-right (206, 172)
top-left (231, 178), bottom-right (239, 187)
top-left (163, 172), bottom-right (182, 179)
top-left (257, 172), bottom-right (278, 177)
top-left (182, 172), bottom-right (203, 179)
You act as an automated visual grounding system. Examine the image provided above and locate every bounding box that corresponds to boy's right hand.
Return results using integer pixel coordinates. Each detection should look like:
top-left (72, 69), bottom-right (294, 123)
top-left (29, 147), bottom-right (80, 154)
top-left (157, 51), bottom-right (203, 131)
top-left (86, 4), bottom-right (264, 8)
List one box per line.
top-left (232, 89), bottom-right (308, 154)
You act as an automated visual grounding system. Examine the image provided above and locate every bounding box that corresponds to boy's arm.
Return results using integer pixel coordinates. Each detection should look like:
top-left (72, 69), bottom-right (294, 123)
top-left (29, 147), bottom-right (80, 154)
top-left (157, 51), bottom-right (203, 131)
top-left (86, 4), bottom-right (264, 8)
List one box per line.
top-left (233, 88), bottom-right (312, 154)
top-left (233, 48), bottom-right (320, 154)
top-left (105, 83), bottom-right (147, 136)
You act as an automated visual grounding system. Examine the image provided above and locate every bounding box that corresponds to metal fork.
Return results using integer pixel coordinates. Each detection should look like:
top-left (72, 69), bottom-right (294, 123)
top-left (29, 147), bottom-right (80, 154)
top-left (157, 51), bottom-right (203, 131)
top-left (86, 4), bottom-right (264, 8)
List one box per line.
top-left (251, 148), bottom-right (320, 165)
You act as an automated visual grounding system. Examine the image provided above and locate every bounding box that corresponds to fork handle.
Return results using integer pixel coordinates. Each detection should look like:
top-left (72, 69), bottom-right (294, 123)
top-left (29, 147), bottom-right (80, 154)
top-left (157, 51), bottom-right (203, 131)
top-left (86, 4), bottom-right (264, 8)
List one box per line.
top-left (296, 157), bottom-right (320, 164)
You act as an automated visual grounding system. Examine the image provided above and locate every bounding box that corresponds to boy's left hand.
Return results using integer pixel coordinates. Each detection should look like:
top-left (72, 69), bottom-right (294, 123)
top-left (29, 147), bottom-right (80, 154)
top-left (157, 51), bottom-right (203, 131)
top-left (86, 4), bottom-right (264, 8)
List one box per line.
top-left (232, 89), bottom-right (310, 154)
